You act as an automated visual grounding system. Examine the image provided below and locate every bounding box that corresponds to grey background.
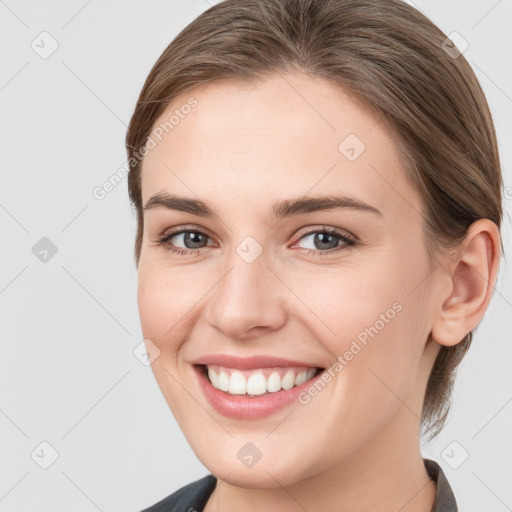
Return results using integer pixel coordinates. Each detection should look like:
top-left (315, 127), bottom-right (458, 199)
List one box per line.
top-left (0, 1), bottom-right (510, 511)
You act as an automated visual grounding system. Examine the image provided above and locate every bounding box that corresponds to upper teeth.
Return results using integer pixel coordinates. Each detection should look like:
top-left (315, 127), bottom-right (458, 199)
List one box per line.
top-left (206, 365), bottom-right (318, 396)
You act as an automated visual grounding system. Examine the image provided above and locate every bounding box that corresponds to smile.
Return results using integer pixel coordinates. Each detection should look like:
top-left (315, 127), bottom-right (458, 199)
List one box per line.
top-left (192, 354), bottom-right (325, 419)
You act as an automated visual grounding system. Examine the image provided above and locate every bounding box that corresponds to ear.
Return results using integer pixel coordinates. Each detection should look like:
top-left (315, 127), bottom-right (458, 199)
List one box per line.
top-left (430, 219), bottom-right (501, 347)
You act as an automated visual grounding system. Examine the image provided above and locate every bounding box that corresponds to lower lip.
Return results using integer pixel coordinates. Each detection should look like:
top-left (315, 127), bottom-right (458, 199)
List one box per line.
top-left (194, 365), bottom-right (322, 420)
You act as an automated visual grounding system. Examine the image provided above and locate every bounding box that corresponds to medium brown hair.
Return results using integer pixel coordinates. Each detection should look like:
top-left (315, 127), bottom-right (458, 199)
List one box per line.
top-left (125, 0), bottom-right (503, 438)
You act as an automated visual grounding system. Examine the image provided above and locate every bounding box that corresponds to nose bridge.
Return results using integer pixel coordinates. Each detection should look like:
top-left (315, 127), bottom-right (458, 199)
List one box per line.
top-left (205, 239), bottom-right (286, 338)
top-left (219, 233), bottom-right (269, 300)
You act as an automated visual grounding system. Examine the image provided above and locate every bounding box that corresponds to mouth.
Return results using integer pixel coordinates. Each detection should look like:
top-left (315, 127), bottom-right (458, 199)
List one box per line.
top-left (191, 355), bottom-right (325, 420)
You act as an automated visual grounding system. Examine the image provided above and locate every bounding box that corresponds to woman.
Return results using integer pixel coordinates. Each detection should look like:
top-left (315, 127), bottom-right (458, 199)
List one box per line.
top-left (125, 0), bottom-right (503, 510)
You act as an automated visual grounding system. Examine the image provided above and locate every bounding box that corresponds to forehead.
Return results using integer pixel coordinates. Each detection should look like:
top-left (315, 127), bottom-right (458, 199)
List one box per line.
top-left (140, 72), bottom-right (422, 219)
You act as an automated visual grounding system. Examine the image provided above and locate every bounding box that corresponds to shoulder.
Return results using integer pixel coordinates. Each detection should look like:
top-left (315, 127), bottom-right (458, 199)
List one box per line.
top-left (140, 474), bottom-right (217, 512)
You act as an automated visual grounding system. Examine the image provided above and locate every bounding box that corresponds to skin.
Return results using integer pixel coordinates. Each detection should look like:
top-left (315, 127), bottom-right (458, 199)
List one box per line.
top-left (136, 71), bottom-right (501, 512)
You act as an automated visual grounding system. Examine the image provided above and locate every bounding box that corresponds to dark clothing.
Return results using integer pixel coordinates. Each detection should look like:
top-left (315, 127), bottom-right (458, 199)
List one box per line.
top-left (141, 458), bottom-right (457, 511)
top-left (425, 459), bottom-right (458, 512)
top-left (141, 473), bottom-right (216, 512)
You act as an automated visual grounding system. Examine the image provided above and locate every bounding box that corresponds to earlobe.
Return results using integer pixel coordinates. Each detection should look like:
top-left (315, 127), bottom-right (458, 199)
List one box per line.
top-left (430, 219), bottom-right (501, 347)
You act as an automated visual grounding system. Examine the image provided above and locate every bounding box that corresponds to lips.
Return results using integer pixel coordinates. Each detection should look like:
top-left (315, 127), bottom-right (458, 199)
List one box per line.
top-left (192, 354), bottom-right (322, 370)
top-left (191, 354), bottom-right (324, 419)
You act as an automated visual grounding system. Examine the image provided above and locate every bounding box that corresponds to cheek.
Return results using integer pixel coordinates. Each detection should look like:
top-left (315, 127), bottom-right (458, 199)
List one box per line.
top-left (285, 257), bottom-right (408, 345)
top-left (287, 249), bottom-right (430, 393)
top-left (137, 263), bottom-right (194, 352)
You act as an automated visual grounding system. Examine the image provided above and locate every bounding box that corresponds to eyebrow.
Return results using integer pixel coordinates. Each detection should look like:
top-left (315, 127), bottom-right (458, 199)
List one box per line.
top-left (143, 192), bottom-right (383, 218)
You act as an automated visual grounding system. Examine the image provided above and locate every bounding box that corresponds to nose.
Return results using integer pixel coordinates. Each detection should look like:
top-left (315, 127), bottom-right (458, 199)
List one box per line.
top-left (203, 249), bottom-right (287, 341)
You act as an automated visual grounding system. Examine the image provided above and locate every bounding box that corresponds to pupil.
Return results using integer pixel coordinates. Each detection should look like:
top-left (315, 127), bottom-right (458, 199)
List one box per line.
top-left (185, 232), bottom-right (206, 248)
top-left (316, 233), bottom-right (336, 250)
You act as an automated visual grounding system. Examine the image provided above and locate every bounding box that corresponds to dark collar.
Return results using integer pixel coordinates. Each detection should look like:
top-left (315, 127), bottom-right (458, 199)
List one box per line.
top-left (424, 458), bottom-right (458, 511)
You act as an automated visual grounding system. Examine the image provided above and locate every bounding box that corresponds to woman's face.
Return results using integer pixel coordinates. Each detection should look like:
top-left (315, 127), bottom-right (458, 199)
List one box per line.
top-left (137, 72), bottom-right (443, 487)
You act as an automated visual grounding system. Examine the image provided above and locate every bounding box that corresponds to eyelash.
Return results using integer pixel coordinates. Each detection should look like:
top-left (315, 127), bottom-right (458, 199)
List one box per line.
top-left (153, 224), bottom-right (357, 258)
